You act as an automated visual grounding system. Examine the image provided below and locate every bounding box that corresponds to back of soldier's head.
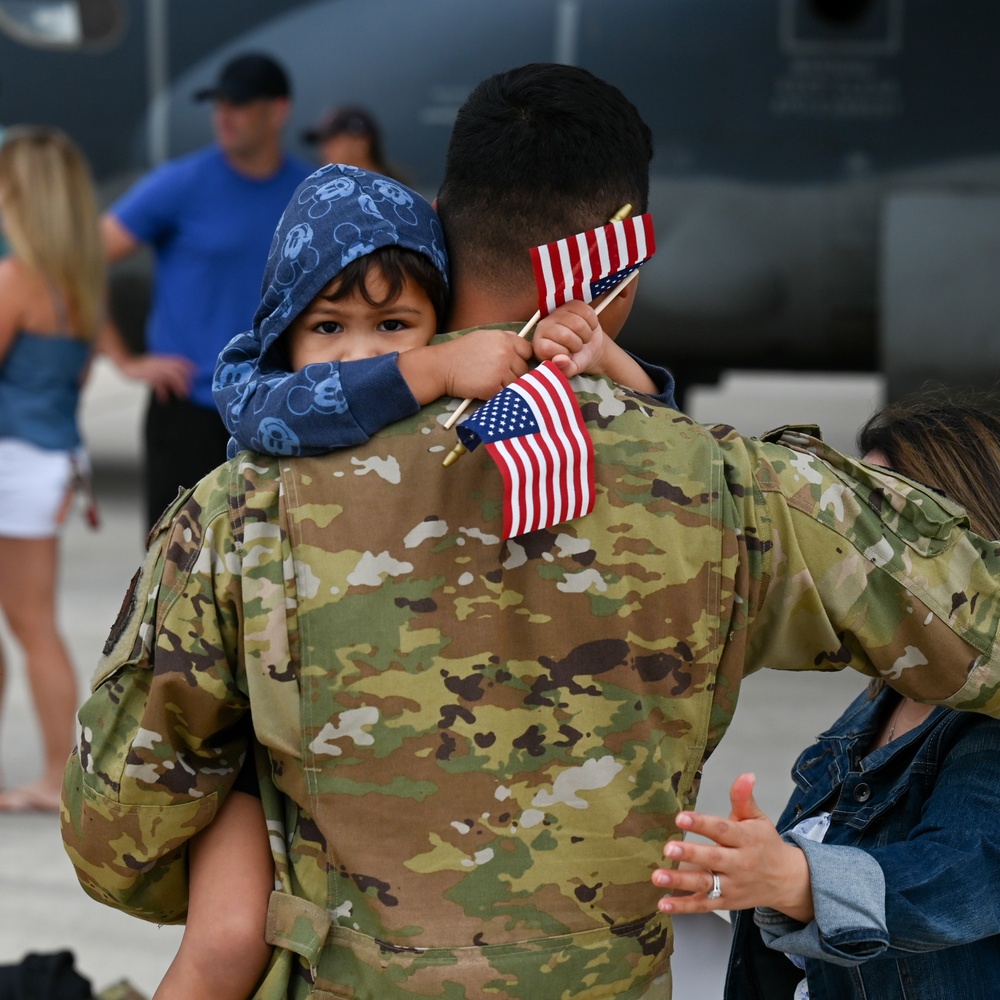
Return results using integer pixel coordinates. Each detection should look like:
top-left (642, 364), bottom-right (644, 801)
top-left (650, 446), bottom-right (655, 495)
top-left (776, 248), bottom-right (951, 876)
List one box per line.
top-left (437, 63), bottom-right (654, 298)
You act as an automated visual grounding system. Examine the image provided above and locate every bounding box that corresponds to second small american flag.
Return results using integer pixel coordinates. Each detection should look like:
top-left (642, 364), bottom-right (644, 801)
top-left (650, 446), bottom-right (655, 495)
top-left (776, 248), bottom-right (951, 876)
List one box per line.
top-left (457, 361), bottom-right (595, 540)
top-left (530, 213), bottom-right (656, 317)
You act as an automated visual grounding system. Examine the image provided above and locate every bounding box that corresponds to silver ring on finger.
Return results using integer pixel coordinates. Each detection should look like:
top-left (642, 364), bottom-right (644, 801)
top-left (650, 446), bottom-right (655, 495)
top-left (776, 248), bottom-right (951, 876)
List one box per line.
top-left (706, 872), bottom-right (723, 900)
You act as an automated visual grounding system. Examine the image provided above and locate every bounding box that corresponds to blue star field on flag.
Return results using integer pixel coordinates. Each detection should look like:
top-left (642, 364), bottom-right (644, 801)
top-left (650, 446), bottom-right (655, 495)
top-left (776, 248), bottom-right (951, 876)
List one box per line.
top-left (456, 361), bottom-right (595, 539)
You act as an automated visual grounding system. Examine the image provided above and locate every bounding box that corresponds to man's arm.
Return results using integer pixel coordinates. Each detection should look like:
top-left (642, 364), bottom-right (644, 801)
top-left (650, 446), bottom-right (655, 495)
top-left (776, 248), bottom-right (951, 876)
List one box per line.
top-left (97, 213), bottom-right (195, 398)
top-left (61, 477), bottom-right (248, 922)
top-left (740, 428), bottom-right (1000, 714)
top-left (94, 319), bottom-right (194, 401)
top-left (102, 213), bottom-right (140, 263)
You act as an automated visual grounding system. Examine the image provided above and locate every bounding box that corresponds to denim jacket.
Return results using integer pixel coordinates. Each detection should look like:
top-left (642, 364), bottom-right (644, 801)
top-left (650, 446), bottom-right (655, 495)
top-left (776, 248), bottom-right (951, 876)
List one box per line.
top-left (725, 684), bottom-right (1000, 1000)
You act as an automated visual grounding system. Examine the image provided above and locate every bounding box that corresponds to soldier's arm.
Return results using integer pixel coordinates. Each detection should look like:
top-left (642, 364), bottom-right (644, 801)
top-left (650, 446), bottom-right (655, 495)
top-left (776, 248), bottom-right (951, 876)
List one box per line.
top-left (61, 475), bottom-right (247, 923)
top-left (741, 429), bottom-right (1000, 716)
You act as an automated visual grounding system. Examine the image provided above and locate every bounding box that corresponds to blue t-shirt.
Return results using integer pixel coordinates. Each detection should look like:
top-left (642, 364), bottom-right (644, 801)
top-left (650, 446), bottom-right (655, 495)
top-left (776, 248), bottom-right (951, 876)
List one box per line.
top-left (0, 126), bottom-right (4, 258)
top-left (112, 145), bottom-right (312, 408)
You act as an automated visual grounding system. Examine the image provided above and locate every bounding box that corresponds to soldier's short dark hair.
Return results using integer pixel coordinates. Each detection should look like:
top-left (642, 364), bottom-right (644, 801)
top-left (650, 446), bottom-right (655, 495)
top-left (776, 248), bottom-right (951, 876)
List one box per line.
top-left (436, 63), bottom-right (654, 298)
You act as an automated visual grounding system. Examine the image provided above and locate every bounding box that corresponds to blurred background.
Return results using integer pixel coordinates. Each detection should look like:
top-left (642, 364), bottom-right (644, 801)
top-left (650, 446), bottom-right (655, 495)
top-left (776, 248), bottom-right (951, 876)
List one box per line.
top-left (1, 0), bottom-right (998, 403)
top-left (0, 0), bottom-right (995, 994)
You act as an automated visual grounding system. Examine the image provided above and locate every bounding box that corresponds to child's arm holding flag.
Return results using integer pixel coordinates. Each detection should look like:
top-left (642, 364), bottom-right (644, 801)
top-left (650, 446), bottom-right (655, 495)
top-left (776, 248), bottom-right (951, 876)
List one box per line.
top-left (443, 212), bottom-right (668, 468)
top-left (532, 298), bottom-right (658, 393)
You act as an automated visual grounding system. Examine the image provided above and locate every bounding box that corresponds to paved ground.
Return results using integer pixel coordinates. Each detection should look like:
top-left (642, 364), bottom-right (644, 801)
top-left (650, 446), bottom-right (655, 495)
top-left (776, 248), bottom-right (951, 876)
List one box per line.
top-left (0, 362), bottom-right (884, 997)
top-left (0, 363), bottom-right (183, 995)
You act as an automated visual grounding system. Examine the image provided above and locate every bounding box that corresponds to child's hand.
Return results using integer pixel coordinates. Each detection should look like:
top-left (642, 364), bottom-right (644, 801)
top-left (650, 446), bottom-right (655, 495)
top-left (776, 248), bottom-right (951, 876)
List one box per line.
top-left (438, 329), bottom-right (533, 400)
top-left (532, 301), bottom-right (608, 377)
top-left (398, 331), bottom-right (532, 404)
top-left (532, 301), bottom-right (658, 394)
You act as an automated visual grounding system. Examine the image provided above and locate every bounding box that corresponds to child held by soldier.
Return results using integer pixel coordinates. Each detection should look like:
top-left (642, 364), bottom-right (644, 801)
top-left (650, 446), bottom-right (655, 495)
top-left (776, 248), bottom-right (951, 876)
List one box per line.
top-left (154, 164), bottom-right (674, 999)
top-left (213, 165), bottom-right (671, 460)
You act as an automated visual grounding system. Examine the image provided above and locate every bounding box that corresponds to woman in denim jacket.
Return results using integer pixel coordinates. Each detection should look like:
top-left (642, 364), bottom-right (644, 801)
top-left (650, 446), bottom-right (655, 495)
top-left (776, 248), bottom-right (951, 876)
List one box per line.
top-left (652, 391), bottom-right (1000, 1000)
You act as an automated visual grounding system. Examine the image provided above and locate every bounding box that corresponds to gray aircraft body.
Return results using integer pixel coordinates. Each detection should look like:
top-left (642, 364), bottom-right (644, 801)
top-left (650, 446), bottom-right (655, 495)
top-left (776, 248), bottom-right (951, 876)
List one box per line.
top-left (1, 0), bottom-right (998, 398)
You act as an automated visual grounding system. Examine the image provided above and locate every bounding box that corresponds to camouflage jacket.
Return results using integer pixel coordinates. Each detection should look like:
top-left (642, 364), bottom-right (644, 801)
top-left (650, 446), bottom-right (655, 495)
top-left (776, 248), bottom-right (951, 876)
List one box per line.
top-left (62, 360), bottom-right (1000, 1000)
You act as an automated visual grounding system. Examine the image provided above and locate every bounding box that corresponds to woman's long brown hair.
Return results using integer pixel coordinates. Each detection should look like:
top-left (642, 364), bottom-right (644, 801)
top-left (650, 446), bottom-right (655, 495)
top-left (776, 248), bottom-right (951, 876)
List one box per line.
top-left (858, 387), bottom-right (1000, 540)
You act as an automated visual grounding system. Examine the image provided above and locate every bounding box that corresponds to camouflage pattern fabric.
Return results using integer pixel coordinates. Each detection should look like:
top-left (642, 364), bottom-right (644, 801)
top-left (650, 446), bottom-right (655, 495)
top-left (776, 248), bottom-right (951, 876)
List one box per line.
top-left (96, 983), bottom-right (148, 1000)
top-left (62, 334), bottom-right (1000, 999)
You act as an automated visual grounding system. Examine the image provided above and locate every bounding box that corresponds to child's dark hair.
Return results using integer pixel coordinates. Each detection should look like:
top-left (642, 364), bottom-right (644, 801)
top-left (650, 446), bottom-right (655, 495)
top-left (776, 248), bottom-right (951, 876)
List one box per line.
top-left (328, 245), bottom-right (449, 331)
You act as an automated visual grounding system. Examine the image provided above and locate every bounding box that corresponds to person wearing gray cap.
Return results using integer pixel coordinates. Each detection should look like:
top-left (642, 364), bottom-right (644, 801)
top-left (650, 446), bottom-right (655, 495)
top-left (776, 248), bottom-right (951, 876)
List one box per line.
top-left (99, 52), bottom-right (312, 529)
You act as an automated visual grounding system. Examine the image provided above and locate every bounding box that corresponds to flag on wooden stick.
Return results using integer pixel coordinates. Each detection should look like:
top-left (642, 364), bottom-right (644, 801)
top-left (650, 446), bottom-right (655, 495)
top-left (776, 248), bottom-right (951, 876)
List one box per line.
top-left (530, 213), bottom-right (656, 317)
top-left (457, 361), bottom-right (595, 540)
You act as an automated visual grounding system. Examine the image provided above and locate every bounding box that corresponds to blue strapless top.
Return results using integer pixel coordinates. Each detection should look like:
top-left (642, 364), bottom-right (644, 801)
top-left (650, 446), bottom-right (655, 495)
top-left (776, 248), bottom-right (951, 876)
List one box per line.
top-left (0, 331), bottom-right (90, 449)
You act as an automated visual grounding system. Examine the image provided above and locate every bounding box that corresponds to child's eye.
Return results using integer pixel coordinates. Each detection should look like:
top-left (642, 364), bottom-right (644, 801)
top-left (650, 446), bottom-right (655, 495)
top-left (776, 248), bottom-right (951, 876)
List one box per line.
top-left (316, 321), bottom-right (343, 335)
top-left (379, 319), bottom-right (407, 333)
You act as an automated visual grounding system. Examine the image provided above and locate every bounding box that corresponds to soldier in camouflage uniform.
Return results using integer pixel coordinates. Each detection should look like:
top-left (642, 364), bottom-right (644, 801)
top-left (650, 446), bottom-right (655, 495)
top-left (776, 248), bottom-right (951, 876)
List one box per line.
top-left (62, 64), bottom-right (1000, 1000)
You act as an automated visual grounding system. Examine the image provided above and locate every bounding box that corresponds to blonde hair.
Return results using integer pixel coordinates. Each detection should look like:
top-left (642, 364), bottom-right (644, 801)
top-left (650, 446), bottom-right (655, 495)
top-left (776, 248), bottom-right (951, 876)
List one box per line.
top-left (0, 126), bottom-right (105, 341)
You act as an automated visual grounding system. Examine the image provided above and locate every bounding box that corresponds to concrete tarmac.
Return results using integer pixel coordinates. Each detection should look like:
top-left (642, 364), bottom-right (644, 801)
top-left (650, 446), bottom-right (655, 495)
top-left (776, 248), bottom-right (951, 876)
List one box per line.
top-left (0, 361), bottom-right (884, 997)
top-left (0, 362), bottom-right (184, 996)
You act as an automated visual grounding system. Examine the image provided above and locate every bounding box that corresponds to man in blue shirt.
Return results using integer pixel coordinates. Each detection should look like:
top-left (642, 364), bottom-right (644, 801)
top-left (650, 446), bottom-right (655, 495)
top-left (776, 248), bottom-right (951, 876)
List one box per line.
top-left (101, 52), bottom-right (312, 528)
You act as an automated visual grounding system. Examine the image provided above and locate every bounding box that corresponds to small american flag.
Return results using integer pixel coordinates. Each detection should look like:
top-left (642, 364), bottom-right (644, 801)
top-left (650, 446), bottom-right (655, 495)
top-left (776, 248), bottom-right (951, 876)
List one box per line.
top-left (457, 361), bottom-right (595, 540)
top-left (530, 214), bottom-right (656, 317)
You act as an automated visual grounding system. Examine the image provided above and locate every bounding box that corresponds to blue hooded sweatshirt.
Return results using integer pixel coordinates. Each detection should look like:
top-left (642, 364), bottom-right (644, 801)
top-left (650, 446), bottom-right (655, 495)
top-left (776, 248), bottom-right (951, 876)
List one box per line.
top-left (212, 163), bottom-right (449, 458)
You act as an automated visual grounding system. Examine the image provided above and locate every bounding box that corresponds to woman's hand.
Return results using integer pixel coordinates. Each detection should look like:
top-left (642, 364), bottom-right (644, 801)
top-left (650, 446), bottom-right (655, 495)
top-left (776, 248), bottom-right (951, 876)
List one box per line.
top-left (652, 773), bottom-right (815, 922)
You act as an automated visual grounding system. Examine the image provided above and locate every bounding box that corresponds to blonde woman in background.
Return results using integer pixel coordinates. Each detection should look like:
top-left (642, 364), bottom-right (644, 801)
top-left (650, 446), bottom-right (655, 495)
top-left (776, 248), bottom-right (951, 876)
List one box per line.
top-left (0, 127), bottom-right (105, 812)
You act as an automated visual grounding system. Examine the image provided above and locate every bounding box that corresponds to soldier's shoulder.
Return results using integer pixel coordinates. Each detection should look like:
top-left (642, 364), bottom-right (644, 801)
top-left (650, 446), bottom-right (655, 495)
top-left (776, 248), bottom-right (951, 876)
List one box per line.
top-left (148, 455), bottom-right (280, 551)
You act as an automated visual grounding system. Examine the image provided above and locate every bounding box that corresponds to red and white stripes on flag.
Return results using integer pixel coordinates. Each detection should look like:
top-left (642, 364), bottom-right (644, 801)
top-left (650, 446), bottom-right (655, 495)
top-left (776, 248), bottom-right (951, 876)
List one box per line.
top-left (456, 361), bottom-right (595, 540)
top-left (530, 213), bottom-right (656, 317)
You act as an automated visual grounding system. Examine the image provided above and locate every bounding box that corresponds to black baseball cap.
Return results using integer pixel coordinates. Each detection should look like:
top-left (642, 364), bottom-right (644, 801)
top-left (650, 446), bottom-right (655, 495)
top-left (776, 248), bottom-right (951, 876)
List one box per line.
top-left (302, 106), bottom-right (379, 145)
top-left (194, 53), bottom-right (291, 105)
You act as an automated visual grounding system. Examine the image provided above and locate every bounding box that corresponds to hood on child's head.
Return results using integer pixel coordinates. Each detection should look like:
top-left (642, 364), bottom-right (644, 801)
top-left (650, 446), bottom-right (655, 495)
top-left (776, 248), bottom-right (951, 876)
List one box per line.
top-left (252, 163), bottom-right (449, 368)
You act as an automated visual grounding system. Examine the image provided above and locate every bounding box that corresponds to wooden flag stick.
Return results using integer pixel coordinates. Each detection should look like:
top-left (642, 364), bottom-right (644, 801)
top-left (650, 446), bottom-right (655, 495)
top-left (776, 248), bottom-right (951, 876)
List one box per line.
top-left (442, 203), bottom-right (634, 467)
top-left (440, 269), bottom-right (641, 469)
top-left (607, 204), bottom-right (634, 225)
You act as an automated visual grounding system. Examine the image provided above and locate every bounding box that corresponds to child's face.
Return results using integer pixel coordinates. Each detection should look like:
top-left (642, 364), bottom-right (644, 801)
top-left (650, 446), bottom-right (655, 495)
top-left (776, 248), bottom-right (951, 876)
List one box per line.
top-left (287, 267), bottom-right (438, 370)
